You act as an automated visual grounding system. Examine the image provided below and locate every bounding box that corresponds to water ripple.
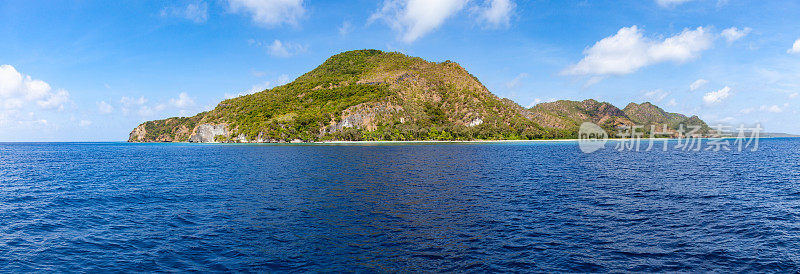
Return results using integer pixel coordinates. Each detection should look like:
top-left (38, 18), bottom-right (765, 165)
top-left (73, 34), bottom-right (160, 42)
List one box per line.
top-left (1, 140), bottom-right (799, 272)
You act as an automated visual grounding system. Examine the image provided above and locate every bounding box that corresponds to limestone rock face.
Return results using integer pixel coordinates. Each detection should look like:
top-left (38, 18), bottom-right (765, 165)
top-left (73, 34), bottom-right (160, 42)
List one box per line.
top-left (467, 118), bottom-right (483, 127)
top-left (236, 134), bottom-right (248, 143)
top-left (129, 124), bottom-right (147, 142)
top-left (325, 102), bottom-right (402, 133)
top-left (188, 124), bottom-right (228, 143)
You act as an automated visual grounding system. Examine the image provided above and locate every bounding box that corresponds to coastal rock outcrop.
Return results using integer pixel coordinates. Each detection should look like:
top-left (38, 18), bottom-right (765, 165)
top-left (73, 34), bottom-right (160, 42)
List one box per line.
top-left (129, 124), bottom-right (147, 142)
top-left (325, 102), bottom-right (403, 133)
top-left (188, 124), bottom-right (228, 143)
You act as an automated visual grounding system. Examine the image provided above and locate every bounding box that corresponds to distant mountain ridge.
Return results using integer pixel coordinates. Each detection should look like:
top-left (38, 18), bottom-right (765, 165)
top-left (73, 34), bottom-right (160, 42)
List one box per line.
top-left (623, 102), bottom-right (709, 133)
top-left (526, 99), bottom-right (633, 130)
top-left (129, 49), bottom-right (708, 142)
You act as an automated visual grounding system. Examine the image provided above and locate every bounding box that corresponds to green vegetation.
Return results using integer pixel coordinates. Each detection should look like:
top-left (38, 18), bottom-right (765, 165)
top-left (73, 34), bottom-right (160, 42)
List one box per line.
top-left (623, 102), bottom-right (710, 134)
top-left (527, 99), bottom-right (631, 137)
top-left (137, 114), bottom-right (205, 142)
top-left (129, 49), bottom-right (709, 143)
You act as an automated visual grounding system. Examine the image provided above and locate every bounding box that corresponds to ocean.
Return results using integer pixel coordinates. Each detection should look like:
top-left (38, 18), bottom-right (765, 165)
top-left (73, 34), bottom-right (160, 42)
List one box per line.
top-left (1, 139), bottom-right (798, 272)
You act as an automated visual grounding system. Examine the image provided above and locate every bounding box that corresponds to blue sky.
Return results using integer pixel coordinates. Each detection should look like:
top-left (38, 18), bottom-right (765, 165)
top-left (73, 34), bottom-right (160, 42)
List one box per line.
top-left (2, 0), bottom-right (800, 141)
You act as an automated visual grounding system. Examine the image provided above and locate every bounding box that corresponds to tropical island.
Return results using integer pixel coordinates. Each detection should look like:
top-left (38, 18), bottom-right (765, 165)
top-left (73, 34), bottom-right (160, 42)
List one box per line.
top-left (128, 49), bottom-right (708, 143)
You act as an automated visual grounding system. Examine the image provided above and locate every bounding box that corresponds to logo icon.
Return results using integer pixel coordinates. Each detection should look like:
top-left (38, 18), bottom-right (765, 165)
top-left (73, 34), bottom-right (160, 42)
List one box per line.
top-left (578, 122), bottom-right (608, 153)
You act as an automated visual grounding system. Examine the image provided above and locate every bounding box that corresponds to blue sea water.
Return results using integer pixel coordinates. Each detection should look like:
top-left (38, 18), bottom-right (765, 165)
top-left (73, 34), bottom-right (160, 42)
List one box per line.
top-left (1, 139), bottom-right (799, 272)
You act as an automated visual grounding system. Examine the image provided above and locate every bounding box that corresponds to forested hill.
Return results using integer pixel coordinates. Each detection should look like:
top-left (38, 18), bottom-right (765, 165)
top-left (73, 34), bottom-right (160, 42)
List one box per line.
top-left (129, 49), bottom-right (707, 142)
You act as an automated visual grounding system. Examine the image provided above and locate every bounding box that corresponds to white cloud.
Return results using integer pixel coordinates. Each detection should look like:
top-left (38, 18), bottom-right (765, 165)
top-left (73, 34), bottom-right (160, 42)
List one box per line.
top-left (228, 0), bottom-right (305, 28)
top-left (656, 0), bottom-right (692, 7)
top-left (583, 76), bottom-right (606, 87)
top-left (760, 104), bottom-right (785, 113)
top-left (119, 94), bottom-right (188, 117)
top-left (690, 78), bottom-right (708, 91)
top-left (790, 92), bottom-right (799, 99)
top-left (120, 96), bottom-right (147, 106)
top-left (251, 70), bottom-right (267, 77)
top-left (79, 120), bottom-right (92, 127)
top-left (169, 92), bottom-right (195, 108)
top-left (0, 65), bottom-right (24, 98)
top-left (2, 99), bottom-right (23, 110)
top-left (224, 74), bottom-right (292, 99)
top-left (715, 116), bottom-right (736, 124)
top-left (563, 26), bottom-right (713, 77)
top-left (37, 90), bottom-right (70, 110)
top-left (137, 105), bottom-right (155, 117)
top-left (23, 79), bottom-right (52, 101)
top-left (527, 99), bottom-right (542, 108)
top-left (721, 27), bottom-right (751, 42)
top-left (643, 89), bottom-right (669, 102)
top-left (120, 96), bottom-right (147, 115)
top-left (667, 98), bottom-right (677, 107)
top-left (248, 82), bottom-right (273, 94)
top-left (370, 0), bottom-right (468, 43)
top-left (370, 0), bottom-right (515, 43)
top-left (136, 104), bottom-right (167, 117)
top-left (266, 40), bottom-right (307, 57)
top-left (339, 21), bottom-right (353, 36)
top-left (97, 101), bottom-right (114, 114)
top-left (703, 86), bottom-right (732, 104)
top-left (226, 82), bottom-right (270, 99)
top-left (161, 2), bottom-right (208, 23)
top-left (526, 97), bottom-right (555, 108)
top-left (0, 64), bottom-right (71, 111)
top-left (740, 107), bottom-right (754, 114)
top-left (276, 74), bottom-right (291, 85)
top-left (0, 110), bottom-right (49, 128)
top-left (473, 0), bottom-right (514, 29)
top-left (505, 73), bottom-right (527, 89)
top-left (788, 39), bottom-right (800, 54)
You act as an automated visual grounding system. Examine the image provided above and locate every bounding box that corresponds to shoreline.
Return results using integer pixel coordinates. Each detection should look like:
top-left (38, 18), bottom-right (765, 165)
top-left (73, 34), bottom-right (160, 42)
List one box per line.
top-left (314, 136), bottom-right (789, 144)
top-left (315, 139), bottom-right (582, 144)
top-left (0, 136), bottom-right (795, 144)
top-left (123, 136), bottom-right (796, 145)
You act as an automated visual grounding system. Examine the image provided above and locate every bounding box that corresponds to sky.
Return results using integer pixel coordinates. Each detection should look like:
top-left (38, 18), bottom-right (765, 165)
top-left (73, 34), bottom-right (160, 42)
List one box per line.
top-left (1, 0), bottom-right (800, 141)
